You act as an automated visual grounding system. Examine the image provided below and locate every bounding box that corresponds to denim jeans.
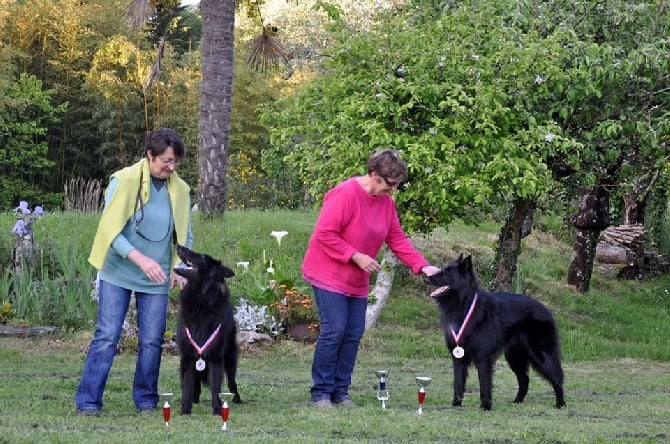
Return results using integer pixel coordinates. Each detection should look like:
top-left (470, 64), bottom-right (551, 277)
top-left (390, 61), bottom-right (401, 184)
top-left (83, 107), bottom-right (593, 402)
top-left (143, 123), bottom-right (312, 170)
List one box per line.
top-left (75, 280), bottom-right (167, 411)
top-left (310, 286), bottom-right (367, 403)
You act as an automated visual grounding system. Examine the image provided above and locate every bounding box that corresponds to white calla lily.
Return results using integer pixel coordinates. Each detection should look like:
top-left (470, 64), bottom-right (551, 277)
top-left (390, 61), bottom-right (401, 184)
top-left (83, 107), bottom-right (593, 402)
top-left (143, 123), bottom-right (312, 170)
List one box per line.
top-left (236, 261), bottom-right (250, 270)
top-left (270, 230), bottom-right (288, 247)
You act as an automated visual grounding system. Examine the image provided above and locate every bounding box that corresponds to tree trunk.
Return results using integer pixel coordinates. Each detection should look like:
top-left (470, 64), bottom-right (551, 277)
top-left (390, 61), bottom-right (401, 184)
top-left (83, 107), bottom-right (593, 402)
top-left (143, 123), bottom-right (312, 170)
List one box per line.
top-left (365, 248), bottom-right (398, 332)
top-left (623, 182), bottom-right (647, 225)
top-left (492, 198), bottom-right (534, 292)
top-left (198, 0), bottom-right (236, 217)
top-left (567, 186), bottom-right (610, 292)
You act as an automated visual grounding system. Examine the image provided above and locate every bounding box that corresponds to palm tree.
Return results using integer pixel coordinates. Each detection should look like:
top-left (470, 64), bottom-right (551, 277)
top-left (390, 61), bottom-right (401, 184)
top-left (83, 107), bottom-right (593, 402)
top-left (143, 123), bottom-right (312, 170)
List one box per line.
top-left (127, 0), bottom-right (288, 216)
top-left (197, 0), bottom-right (236, 216)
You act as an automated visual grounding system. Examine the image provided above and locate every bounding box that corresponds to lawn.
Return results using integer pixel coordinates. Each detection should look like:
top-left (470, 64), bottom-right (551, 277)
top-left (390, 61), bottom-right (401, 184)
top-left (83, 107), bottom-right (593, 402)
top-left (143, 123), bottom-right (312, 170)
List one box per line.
top-left (0, 210), bottom-right (669, 443)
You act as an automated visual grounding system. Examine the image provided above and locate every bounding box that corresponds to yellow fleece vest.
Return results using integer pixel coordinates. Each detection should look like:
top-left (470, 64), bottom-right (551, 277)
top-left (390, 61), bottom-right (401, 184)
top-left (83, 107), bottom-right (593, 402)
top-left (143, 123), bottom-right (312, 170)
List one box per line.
top-left (88, 158), bottom-right (190, 270)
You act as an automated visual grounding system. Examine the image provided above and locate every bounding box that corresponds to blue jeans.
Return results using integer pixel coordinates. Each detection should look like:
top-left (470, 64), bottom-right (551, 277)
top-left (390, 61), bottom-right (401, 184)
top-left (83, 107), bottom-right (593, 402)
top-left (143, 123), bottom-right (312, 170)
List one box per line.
top-left (75, 280), bottom-right (167, 411)
top-left (310, 286), bottom-right (367, 403)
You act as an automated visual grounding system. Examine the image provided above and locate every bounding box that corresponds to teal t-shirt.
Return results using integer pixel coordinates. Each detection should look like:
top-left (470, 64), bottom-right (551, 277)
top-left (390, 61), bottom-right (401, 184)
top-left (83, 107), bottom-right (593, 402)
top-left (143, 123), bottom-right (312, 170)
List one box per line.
top-left (99, 177), bottom-right (182, 294)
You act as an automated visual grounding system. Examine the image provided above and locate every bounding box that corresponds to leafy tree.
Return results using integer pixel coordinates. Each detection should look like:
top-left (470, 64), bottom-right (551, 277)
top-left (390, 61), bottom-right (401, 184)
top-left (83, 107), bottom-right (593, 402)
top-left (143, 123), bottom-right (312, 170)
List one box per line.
top-left (0, 73), bottom-right (66, 210)
top-left (264, 0), bottom-right (669, 292)
top-left (526, 0), bottom-right (670, 291)
top-left (82, 35), bottom-right (153, 172)
top-left (264, 1), bottom-right (570, 231)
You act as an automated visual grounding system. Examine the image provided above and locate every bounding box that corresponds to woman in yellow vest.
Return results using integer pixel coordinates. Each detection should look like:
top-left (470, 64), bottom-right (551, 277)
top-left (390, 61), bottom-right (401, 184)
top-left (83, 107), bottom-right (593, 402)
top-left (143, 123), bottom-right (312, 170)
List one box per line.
top-left (76, 128), bottom-right (193, 415)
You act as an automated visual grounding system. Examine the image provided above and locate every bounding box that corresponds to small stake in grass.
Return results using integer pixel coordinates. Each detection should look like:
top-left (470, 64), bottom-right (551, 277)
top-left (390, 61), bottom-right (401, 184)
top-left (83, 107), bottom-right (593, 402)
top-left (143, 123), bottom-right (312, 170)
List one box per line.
top-left (416, 377), bottom-right (432, 415)
top-left (160, 392), bottom-right (173, 427)
top-left (374, 370), bottom-right (390, 409)
top-left (220, 392), bottom-right (235, 431)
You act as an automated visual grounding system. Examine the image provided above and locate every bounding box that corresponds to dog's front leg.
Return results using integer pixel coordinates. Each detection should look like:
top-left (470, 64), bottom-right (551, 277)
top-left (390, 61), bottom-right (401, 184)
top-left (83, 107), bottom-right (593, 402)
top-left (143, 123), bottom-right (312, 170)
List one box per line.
top-left (452, 357), bottom-right (468, 407)
top-left (223, 345), bottom-right (242, 404)
top-left (208, 364), bottom-right (224, 415)
top-left (180, 365), bottom-right (196, 414)
top-left (475, 358), bottom-right (494, 411)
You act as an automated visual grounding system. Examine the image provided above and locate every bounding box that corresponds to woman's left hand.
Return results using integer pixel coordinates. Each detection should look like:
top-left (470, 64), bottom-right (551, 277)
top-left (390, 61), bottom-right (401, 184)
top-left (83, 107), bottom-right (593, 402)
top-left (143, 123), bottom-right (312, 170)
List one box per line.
top-left (421, 265), bottom-right (440, 276)
top-left (171, 273), bottom-right (187, 290)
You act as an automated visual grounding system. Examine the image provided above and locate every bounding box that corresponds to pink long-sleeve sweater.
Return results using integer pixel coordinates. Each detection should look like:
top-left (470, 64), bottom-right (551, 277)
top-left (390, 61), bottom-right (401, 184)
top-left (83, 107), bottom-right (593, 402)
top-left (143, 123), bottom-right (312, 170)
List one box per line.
top-left (302, 178), bottom-right (429, 297)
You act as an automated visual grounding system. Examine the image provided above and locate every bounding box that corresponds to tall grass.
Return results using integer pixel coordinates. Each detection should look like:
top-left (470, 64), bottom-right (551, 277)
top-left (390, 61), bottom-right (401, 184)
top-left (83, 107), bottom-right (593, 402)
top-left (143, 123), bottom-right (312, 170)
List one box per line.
top-left (0, 212), bottom-right (99, 328)
top-left (1, 209), bottom-right (670, 362)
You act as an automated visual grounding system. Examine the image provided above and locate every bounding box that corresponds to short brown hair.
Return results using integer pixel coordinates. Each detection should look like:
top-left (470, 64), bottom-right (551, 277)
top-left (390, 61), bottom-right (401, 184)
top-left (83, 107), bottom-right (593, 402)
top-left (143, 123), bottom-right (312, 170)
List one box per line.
top-left (367, 149), bottom-right (408, 182)
top-left (145, 127), bottom-right (185, 159)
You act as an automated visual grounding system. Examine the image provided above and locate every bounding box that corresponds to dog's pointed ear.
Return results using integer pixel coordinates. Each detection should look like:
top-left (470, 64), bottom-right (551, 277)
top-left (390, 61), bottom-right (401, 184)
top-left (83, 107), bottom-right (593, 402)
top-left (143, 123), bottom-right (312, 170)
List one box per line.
top-left (457, 253), bottom-right (464, 263)
top-left (462, 255), bottom-right (473, 275)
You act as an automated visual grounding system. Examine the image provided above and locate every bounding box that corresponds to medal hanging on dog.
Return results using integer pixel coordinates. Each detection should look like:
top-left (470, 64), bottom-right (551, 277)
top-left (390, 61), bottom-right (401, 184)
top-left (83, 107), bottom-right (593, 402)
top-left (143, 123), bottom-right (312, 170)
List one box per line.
top-left (185, 324), bottom-right (222, 372)
top-left (449, 292), bottom-right (478, 359)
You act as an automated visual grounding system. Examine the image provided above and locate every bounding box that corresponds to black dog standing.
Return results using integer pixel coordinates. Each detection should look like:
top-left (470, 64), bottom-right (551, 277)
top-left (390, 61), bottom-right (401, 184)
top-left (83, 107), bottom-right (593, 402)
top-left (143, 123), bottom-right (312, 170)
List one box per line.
top-left (174, 245), bottom-right (241, 414)
top-left (424, 254), bottom-right (566, 411)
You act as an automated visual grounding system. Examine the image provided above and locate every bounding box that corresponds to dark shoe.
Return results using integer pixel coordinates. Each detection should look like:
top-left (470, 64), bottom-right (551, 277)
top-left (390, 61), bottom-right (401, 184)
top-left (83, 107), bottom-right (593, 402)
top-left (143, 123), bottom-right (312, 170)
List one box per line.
top-left (76, 408), bottom-right (100, 417)
top-left (312, 399), bottom-right (333, 409)
top-left (334, 399), bottom-right (356, 408)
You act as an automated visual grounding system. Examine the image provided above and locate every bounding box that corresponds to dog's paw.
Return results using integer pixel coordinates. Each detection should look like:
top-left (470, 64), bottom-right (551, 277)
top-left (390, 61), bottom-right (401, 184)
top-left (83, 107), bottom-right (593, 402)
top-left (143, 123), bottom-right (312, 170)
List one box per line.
top-left (452, 398), bottom-right (463, 407)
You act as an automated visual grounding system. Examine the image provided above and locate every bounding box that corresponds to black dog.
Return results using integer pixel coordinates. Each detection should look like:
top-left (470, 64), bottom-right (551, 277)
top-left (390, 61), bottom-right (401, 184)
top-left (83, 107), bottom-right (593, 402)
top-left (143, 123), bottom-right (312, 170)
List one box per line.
top-left (423, 254), bottom-right (565, 410)
top-left (174, 245), bottom-right (241, 414)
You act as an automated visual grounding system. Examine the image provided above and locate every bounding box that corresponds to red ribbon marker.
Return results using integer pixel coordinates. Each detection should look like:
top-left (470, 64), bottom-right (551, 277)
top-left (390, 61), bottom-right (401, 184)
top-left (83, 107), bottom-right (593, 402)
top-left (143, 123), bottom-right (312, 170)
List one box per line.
top-left (163, 400), bottom-right (171, 427)
top-left (221, 401), bottom-right (230, 430)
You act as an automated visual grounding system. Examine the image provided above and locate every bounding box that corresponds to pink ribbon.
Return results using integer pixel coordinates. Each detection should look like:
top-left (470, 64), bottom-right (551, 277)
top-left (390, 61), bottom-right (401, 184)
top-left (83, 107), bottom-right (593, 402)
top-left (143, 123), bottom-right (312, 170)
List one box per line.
top-left (449, 292), bottom-right (478, 345)
top-left (185, 324), bottom-right (221, 357)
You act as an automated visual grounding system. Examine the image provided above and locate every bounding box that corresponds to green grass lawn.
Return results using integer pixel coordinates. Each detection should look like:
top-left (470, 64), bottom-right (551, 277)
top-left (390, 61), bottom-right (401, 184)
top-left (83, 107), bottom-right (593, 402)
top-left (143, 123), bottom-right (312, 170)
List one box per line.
top-left (1, 210), bottom-right (669, 442)
top-left (1, 336), bottom-right (668, 443)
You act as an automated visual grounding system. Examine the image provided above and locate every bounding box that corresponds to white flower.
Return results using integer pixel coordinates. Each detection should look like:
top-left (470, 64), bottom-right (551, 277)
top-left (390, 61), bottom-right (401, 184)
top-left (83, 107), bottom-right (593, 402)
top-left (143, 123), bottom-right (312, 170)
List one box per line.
top-left (236, 261), bottom-right (250, 270)
top-left (535, 75), bottom-right (544, 85)
top-left (270, 230), bottom-right (288, 247)
top-left (544, 133), bottom-right (555, 143)
top-left (267, 259), bottom-right (275, 274)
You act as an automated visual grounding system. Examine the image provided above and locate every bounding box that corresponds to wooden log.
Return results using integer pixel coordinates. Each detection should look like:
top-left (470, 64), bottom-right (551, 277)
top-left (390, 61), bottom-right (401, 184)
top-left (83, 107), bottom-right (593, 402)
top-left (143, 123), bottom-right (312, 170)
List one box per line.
top-left (595, 242), bottom-right (632, 264)
top-left (0, 325), bottom-right (57, 337)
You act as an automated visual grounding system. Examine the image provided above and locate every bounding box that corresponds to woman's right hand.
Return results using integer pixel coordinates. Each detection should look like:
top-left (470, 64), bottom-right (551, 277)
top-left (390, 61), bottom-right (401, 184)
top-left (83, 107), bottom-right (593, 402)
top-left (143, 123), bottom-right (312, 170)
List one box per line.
top-left (351, 252), bottom-right (382, 273)
top-left (127, 250), bottom-right (167, 283)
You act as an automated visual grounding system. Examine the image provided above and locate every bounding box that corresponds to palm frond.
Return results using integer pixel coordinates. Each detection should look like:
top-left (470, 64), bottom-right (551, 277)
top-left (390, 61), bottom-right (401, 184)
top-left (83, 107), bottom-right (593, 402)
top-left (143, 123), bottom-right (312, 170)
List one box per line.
top-left (144, 37), bottom-right (166, 94)
top-left (245, 26), bottom-right (291, 73)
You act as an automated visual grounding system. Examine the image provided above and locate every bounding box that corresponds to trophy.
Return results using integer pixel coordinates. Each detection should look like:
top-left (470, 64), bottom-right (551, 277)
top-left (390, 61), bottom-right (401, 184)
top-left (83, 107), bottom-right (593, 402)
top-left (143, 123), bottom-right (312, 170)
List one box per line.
top-left (160, 392), bottom-right (173, 427)
top-left (374, 370), bottom-right (390, 409)
top-left (220, 392), bottom-right (235, 430)
top-left (415, 377), bottom-right (432, 414)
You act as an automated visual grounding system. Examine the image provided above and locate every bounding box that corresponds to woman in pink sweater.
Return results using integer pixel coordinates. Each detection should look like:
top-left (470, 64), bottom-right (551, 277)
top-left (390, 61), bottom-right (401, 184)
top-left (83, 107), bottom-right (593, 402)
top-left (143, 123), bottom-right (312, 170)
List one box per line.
top-left (302, 149), bottom-right (440, 408)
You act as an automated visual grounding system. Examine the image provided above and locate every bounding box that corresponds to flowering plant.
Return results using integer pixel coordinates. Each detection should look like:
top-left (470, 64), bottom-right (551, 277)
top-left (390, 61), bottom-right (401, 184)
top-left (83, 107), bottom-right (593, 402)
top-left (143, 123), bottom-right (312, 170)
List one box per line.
top-left (231, 229), bottom-right (319, 339)
top-left (0, 301), bottom-right (14, 324)
top-left (268, 281), bottom-right (319, 329)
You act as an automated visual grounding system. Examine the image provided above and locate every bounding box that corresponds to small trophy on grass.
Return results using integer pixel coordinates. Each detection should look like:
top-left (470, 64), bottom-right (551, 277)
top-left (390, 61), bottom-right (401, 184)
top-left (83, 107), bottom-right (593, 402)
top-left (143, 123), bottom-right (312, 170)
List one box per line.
top-left (415, 377), bottom-right (432, 414)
